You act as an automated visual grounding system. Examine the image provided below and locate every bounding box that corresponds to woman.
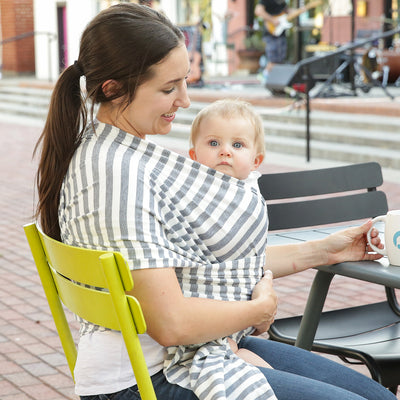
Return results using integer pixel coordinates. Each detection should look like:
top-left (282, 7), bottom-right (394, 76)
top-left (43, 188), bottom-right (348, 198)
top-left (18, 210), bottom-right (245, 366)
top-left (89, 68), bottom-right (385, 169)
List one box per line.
top-left (34, 3), bottom-right (395, 400)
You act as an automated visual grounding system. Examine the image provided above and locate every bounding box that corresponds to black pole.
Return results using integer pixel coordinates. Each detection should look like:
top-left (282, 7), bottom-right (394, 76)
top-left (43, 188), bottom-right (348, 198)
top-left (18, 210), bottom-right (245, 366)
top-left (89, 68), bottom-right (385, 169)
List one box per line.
top-left (305, 65), bottom-right (311, 162)
top-left (351, 0), bottom-right (355, 42)
top-left (383, 0), bottom-right (393, 49)
top-left (350, 0), bottom-right (356, 94)
top-left (297, 0), bottom-right (303, 62)
top-left (247, 0), bottom-right (255, 28)
top-left (294, 0), bottom-right (301, 63)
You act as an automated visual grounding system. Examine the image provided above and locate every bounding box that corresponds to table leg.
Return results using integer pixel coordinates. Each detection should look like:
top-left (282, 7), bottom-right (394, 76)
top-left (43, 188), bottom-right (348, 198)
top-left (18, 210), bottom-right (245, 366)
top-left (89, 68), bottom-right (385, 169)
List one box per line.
top-left (295, 269), bottom-right (334, 350)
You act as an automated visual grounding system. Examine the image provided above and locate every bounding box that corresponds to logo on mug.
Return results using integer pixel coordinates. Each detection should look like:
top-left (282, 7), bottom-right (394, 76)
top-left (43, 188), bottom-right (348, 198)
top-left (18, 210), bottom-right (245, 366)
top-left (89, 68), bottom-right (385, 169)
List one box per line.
top-left (393, 231), bottom-right (400, 249)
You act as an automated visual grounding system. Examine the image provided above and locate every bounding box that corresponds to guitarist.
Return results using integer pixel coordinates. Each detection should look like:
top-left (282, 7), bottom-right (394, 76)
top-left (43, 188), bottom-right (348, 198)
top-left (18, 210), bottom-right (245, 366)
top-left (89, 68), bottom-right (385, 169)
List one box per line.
top-left (255, 0), bottom-right (291, 84)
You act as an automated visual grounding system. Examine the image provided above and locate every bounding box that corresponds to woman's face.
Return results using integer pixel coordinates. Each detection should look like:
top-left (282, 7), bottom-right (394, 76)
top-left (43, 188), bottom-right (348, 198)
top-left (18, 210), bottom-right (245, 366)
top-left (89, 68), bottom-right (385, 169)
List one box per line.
top-left (99, 43), bottom-right (191, 138)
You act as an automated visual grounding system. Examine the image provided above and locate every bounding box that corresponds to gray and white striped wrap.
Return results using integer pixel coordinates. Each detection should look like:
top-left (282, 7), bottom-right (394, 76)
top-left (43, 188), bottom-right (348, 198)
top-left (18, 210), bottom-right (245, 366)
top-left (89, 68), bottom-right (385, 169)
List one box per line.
top-left (59, 122), bottom-right (276, 400)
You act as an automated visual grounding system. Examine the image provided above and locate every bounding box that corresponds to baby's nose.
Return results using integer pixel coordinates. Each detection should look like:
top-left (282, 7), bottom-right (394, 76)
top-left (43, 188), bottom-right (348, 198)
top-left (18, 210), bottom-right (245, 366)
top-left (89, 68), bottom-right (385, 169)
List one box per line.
top-left (219, 146), bottom-right (232, 157)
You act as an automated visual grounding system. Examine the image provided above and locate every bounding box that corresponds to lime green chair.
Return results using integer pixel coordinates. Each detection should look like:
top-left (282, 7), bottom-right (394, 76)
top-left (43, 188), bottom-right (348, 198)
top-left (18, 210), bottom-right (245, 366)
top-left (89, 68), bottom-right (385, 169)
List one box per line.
top-left (23, 222), bottom-right (157, 400)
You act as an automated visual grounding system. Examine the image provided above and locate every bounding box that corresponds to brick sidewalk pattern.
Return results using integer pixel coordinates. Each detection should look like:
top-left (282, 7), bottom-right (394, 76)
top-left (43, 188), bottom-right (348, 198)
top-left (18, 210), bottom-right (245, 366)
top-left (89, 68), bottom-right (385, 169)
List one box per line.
top-left (1, 115), bottom-right (400, 399)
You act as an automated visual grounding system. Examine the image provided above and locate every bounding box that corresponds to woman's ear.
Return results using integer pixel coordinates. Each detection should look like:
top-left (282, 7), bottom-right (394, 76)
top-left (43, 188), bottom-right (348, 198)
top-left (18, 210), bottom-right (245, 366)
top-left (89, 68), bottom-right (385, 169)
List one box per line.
top-left (189, 148), bottom-right (197, 161)
top-left (102, 79), bottom-right (121, 100)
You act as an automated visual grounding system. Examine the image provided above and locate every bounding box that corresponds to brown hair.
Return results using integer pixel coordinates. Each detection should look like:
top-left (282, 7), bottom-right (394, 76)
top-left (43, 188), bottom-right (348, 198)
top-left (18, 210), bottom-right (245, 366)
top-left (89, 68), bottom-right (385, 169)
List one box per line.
top-left (34, 3), bottom-right (184, 240)
top-left (190, 99), bottom-right (265, 157)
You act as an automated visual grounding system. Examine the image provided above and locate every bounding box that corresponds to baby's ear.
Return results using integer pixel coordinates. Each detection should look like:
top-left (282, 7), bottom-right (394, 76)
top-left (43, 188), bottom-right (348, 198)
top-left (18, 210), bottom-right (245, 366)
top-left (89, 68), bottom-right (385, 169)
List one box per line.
top-left (189, 148), bottom-right (197, 161)
top-left (253, 153), bottom-right (264, 169)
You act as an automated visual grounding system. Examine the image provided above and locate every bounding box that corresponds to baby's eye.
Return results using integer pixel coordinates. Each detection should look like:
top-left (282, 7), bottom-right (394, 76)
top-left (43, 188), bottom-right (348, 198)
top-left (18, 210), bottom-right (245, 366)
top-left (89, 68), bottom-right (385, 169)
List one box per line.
top-left (233, 142), bottom-right (243, 149)
top-left (209, 140), bottom-right (219, 147)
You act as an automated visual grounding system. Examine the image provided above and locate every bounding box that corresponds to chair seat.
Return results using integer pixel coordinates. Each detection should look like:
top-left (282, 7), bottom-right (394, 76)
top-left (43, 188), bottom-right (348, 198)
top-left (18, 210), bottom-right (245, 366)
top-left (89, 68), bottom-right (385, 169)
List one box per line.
top-left (269, 301), bottom-right (400, 387)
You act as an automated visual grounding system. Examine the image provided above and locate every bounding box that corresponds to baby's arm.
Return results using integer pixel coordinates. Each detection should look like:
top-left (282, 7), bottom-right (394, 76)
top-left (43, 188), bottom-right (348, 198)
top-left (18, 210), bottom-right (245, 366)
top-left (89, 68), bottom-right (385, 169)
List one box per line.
top-left (227, 338), bottom-right (273, 368)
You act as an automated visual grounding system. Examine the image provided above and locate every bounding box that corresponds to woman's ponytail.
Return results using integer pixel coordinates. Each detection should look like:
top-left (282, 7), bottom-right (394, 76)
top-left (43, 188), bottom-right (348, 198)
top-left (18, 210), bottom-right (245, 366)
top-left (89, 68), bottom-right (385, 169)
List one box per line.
top-left (34, 64), bottom-right (86, 240)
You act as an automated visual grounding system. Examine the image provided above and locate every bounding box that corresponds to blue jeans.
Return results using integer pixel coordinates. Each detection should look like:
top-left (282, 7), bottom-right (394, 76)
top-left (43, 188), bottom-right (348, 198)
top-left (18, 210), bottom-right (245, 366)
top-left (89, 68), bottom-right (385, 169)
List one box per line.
top-left (79, 370), bottom-right (197, 400)
top-left (80, 337), bottom-right (396, 400)
top-left (240, 336), bottom-right (396, 400)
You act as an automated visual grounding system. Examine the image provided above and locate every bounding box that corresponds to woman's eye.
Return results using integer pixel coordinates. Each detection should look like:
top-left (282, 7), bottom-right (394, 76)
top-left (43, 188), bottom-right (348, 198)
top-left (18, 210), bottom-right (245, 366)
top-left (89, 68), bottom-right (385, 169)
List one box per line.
top-left (233, 142), bottom-right (243, 149)
top-left (209, 140), bottom-right (218, 147)
top-left (163, 88), bottom-right (175, 94)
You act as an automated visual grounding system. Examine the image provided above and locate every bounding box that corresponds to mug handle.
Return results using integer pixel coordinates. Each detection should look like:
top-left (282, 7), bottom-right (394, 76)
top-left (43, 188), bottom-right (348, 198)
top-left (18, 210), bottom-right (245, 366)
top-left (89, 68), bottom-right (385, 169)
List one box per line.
top-left (367, 215), bottom-right (387, 256)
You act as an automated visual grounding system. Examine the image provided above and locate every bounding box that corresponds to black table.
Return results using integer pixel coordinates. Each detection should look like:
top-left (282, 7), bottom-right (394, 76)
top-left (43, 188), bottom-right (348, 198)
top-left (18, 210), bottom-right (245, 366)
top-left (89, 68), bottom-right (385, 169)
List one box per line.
top-left (268, 224), bottom-right (399, 350)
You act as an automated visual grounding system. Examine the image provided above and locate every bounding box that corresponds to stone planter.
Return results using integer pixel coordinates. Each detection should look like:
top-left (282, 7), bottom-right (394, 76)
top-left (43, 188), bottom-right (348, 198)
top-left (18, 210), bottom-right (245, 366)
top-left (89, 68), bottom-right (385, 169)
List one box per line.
top-left (237, 49), bottom-right (264, 73)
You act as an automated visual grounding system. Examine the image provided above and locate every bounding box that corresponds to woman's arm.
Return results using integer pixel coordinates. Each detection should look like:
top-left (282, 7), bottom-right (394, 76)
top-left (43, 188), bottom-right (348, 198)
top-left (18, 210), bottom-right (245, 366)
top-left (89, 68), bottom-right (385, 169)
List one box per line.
top-left (265, 220), bottom-right (384, 279)
top-left (130, 268), bottom-right (277, 347)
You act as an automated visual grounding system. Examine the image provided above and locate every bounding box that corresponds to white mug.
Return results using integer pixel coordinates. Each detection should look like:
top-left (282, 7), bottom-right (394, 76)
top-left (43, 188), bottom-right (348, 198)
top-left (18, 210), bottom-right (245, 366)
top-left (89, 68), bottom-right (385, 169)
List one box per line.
top-left (367, 210), bottom-right (400, 266)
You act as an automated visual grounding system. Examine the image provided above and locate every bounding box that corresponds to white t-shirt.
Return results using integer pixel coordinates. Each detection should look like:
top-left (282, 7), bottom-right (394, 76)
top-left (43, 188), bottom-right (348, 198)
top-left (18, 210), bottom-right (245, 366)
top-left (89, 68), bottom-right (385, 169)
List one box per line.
top-left (74, 331), bottom-right (165, 395)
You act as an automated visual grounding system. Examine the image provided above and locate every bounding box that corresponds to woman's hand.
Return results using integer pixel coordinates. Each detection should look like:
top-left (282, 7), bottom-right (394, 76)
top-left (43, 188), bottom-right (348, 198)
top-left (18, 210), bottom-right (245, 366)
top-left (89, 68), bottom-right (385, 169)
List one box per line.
top-left (323, 220), bottom-right (384, 266)
top-left (251, 270), bottom-right (277, 334)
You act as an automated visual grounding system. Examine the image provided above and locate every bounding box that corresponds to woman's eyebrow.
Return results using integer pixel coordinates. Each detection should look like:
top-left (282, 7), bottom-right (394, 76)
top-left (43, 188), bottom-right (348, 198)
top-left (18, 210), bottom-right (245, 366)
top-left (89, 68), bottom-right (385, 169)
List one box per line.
top-left (165, 67), bottom-right (190, 85)
top-left (165, 74), bottom-right (188, 85)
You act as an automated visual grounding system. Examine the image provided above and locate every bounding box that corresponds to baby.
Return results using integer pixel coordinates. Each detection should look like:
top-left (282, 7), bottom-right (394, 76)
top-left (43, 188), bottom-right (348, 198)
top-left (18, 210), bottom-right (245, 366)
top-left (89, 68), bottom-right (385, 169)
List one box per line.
top-left (189, 99), bottom-right (272, 368)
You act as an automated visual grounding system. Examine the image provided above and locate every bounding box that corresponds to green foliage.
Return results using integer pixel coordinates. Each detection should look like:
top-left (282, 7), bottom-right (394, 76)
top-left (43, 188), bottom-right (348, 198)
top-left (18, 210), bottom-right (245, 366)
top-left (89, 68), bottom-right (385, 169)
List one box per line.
top-left (244, 15), bottom-right (265, 51)
top-left (243, 31), bottom-right (265, 51)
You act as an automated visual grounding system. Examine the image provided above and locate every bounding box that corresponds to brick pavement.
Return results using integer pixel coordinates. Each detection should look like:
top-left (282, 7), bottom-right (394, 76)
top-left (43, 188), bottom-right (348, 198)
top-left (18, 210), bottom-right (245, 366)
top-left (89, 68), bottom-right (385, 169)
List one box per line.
top-left (1, 112), bottom-right (400, 399)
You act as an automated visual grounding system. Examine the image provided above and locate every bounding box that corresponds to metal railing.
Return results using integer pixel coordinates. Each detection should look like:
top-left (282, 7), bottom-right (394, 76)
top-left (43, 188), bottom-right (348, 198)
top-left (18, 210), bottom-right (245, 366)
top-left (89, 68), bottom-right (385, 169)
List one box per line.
top-left (0, 31), bottom-right (57, 81)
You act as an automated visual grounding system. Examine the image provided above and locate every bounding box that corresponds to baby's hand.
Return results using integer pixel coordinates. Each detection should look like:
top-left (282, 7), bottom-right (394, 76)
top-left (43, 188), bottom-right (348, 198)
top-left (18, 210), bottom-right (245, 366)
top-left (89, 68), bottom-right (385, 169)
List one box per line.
top-left (227, 337), bottom-right (238, 353)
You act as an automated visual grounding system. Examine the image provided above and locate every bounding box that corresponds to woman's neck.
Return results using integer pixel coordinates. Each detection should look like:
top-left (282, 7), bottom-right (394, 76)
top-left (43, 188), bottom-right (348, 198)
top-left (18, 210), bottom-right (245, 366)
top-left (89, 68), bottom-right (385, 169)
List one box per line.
top-left (96, 103), bottom-right (145, 139)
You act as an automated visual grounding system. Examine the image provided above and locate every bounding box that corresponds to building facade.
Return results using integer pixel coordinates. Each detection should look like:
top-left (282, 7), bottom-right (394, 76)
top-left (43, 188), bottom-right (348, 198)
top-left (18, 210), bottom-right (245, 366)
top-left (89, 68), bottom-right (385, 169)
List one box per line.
top-left (0, 0), bottom-right (399, 80)
top-left (0, 0), bottom-right (35, 75)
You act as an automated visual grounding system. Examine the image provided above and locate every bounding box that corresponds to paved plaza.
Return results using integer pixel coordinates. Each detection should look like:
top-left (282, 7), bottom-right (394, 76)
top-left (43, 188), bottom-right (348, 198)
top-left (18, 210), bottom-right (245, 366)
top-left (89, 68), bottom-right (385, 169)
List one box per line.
top-left (1, 79), bottom-right (400, 398)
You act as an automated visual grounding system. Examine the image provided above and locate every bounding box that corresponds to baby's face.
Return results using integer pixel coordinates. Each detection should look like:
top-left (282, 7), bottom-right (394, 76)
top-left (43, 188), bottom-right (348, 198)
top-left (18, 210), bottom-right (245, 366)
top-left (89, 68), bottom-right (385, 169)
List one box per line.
top-left (189, 116), bottom-right (263, 180)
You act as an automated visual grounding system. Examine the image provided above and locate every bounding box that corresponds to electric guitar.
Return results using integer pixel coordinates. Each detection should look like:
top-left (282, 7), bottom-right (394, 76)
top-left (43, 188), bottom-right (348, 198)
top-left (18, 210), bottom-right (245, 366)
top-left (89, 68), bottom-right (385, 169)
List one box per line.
top-left (266, 0), bottom-right (321, 37)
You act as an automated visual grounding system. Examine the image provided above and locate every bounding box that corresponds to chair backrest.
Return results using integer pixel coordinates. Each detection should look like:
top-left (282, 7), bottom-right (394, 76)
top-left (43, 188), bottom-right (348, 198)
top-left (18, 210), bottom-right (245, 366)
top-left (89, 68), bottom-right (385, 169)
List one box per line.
top-left (258, 162), bottom-right (388, 231)
top-left (23, 222), bottom-right (157, 400)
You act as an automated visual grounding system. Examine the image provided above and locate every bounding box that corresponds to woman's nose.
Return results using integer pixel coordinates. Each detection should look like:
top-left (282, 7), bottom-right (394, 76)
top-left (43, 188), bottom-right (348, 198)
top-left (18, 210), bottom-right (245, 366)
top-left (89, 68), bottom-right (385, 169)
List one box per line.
top-left (174, 84), bottom-right (191, 109)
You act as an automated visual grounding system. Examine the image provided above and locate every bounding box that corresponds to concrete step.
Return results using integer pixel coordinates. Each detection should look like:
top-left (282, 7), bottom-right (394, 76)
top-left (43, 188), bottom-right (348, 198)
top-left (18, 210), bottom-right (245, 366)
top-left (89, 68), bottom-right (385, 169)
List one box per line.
top-left (0, 85), bottom-right (51, 119)
top-left (0, 84), bottom-right (52, 98)
top-left (0, 95), bottom-right (49, 118)
top-left (1, 85), bottom-right (400, 169)
top-left (261, 110), bottom-right (400, 133)
top-left (264, 120), bottom-right (400, 150)
top-left (265, 135), bottom-right (400, 169)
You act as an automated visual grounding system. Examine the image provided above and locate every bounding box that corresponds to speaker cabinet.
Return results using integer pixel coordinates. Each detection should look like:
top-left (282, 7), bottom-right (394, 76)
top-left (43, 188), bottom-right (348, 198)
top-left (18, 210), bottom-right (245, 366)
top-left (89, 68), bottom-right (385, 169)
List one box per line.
top-left (265, 64), bottom-right (301, 91)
